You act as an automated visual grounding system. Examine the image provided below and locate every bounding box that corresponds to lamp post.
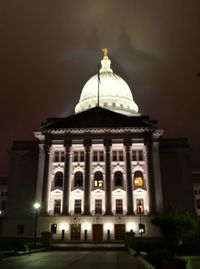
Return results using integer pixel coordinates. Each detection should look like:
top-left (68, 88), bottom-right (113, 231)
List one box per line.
top-left (138, 200), bottom-right (143, 249)
top-left (33, 202), bottom-right (40, 248)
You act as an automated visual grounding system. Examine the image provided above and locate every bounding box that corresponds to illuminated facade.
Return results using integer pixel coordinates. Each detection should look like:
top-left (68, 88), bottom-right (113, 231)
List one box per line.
top-left (3, 52), bottom-right (195, 240)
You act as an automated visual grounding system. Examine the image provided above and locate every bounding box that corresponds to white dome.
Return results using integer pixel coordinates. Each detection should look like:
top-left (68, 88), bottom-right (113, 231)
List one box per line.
top-left (75, 53), bottom-right (140, 116)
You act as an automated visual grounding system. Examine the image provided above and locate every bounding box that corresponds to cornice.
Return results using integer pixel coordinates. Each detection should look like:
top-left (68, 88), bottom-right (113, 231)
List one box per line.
top-left (41, 127), bottom-right (156, 135)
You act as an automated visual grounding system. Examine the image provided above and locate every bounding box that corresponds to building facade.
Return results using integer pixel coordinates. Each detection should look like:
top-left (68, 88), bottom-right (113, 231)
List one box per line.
top-left (3, 52), bottom-right (195, 240)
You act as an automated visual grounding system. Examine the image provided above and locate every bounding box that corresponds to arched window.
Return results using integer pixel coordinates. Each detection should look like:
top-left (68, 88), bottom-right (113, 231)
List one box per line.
top-left (134, 171), bottom-right (144, 187)
top-left (94, 171), bottom-right (103, 188)
top-left (74, 172), bottom-right (83, 187)
top-left (54, 172), bottom-right (63, 188)
top-left (114, 171), bottom-right (123, 186)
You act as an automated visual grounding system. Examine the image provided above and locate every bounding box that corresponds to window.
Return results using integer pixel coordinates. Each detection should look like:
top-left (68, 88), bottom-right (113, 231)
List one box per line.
top-left (113, 151), bottom-right (117, 161)
top-left (17, 224), bottom-right (24, 235)
top-left (54, 172), bottom-right (63, 188)
top-left (51, 223), bottom-right (57, 234)
top-left (116, 199), bottom-right (123, 214)
top-left (137, 199), bottom-right (144, 214)
top-left (196, 199), bottom-right (200, 209)
top-left (74, 171), bottom-right (83, 187)
top-left (54, 152), bottom-right (59, 162)
top-left (73, 151), bottom-right (84, 162)
top-left (54, 200), bottom-right (61, 214)
top-left (60, 151), bottom-right (65, 162)
top-left (132, 150), bottom-right (144, 161)
top-left (93, 150), bottom-right (104, 162)
top-left (93, 151), bottom-right (98, 162)
top-left (73, 151), bottom-right (78, 162)
top-left (95, 199), bottom-right (102, 214)
top-left (112, 150), bottom-right (124, 162)
top-left (1, 200), bottom-right (6, 210)
top-left (74, 199), bottom-right (81, 214)
top-left (54, 151), bottom-right (65, 162)
top-left (132, 151), bottom-right (137, 161)
top-left (114, 171), bottom-right (123, 186)
top-left (94, 171), bottom-right (103, 188)
top-left (138, 150), bottom-right (143, 161)
top-left (134, 171), bottom-right (144, 188)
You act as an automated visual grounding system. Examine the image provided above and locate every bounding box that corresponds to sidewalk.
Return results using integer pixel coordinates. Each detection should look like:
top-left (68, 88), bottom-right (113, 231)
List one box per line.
top-left (52, 242), bottom-right (126, 250)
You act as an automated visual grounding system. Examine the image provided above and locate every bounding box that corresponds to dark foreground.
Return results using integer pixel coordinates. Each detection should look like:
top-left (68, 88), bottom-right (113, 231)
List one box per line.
top-left (0, 250), bottom-right (143, 269)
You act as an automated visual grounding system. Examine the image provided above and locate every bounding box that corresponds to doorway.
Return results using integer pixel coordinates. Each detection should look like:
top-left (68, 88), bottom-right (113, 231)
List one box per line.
top-left (93, 224), bottom-right (103, 241)
top-left (114, 224), bottom-right (125, 240)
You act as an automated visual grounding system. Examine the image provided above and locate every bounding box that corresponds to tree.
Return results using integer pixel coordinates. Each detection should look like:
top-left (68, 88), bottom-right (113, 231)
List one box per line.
top-left (152, 211), bottom-right (198, 242)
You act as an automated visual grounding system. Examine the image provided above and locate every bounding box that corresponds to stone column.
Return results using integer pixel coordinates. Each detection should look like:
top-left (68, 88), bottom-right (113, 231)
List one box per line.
top-left (41, 143), bottom-right (53, 215)
top-left (62, 141), bottom-right (72, 215)
top-left (145, 139), bottom-right (156, 214)
top-left (83, 141), bottom-right (91, 215)
top-left (124, 140), bottom-right (134, 215)
top-left (152, 130), bottom-right (164, 213)
top-left (104, 140), bottom-right (112, 215)
top-left (34, 132), bottom-right (45, 205)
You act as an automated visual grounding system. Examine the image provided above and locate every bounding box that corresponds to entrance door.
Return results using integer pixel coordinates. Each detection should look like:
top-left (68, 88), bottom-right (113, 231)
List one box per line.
top-left (114, 224), bottom-right (125, 240)
top-left (71, 224), bottom-right (81, 240)
top-left (93, 224), bottom-right (103, 241)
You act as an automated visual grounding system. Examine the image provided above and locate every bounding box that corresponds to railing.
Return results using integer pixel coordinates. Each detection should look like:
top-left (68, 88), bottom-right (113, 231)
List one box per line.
top-left (91, 210), bottom-right (105, 216)
top-left (113, 210), bottom-right (126, 216)
top-left (48, 210), bottom-right (61, 216)
top-left (69, 210), bottom-right (82, 216)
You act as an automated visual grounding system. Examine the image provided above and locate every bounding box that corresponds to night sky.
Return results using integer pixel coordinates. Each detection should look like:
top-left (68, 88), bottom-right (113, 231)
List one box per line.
top-left (0, 1), bottom-right (200, 173)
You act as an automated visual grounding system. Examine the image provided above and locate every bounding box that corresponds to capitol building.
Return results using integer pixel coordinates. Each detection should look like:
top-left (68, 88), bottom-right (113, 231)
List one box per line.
top-left (3, 50), bottom-right (194, 241)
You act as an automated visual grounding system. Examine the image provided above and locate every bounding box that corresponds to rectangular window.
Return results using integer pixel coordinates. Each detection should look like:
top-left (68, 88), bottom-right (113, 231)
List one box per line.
top-left (54, 151), bottom-right (65, 162)
top-left (138, 150), bottom-right (143, 161)
top-left (196, 199), bottom-right (200, 209)
top-left (17, 224), bottom-right (24, 235)
top-left (119, 151), bottom-right (124, 161)
top-left (60, 151), bottom-right (65, 162)
top-left (74, 199), bottom-right (81, 214)
top-left (112, 150), bottom-right (124, 162)
top-left (116, 199), bottom-right (123, 214)
top-left (93, 150), bottom-right (104, 162)
top-left (54, 152), bottom-right (59, 162)
top-left (54, 200), bottom-right (61, 215)
top-left (99, 151), bottom-right (104, 161)
top-left (73, 151), bottom-right (84, 162)
top-left (80, 151), bottom-right (84, 162)
top-left (93, 151), bottom-right (98, 162)
top-left (95, 199), bottom-right (102, 214)
top-left (112, 151), bottom-right (117, 161)
top-left (73, 151), bottom-right (78, 162)
top-left (132, 150), bottom-right (137, 161)
top-left (132, 150), bottom-right (144, 162)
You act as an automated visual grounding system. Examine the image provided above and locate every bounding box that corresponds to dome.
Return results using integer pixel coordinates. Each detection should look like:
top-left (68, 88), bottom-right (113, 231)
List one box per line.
top-left (75, 50), bottom-right (140, 116)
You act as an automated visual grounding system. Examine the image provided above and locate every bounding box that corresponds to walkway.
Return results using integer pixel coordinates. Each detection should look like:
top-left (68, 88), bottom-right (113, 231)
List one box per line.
top-left (0, 250), bottom-right (143, 269)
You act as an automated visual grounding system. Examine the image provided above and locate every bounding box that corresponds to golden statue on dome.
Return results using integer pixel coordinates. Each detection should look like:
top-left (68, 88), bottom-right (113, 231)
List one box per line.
top-left (102, 48), bottom-right (108, 57)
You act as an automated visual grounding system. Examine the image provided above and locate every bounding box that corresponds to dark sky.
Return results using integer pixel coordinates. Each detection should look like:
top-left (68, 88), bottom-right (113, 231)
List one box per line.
top-left (0, 0), bottom-right (200, 173)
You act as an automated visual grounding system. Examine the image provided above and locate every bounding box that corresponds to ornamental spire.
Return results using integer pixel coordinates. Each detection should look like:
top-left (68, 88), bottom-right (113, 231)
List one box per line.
top-left (100, 48), bottom-right (112, 73)
top-left (102, 48), bottom-right (108, 57)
